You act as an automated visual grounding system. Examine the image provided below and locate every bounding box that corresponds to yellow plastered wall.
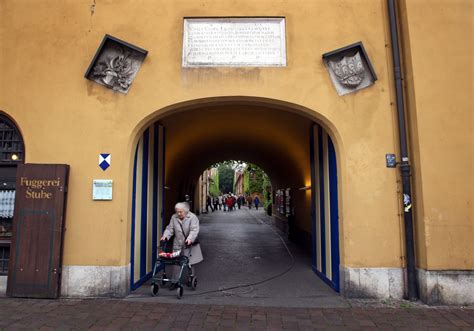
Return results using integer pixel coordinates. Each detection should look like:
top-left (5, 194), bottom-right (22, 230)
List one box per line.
top-left (0, 0), bottom-right (448, 272)
top-left (399, 0), bottom-right (473, 270)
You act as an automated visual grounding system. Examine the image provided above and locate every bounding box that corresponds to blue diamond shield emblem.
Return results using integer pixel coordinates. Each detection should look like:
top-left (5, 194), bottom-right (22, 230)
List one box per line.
top-left (99, 153), bottom-right (111, 171)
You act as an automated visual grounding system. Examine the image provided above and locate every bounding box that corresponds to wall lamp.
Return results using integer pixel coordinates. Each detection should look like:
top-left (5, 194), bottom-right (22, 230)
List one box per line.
top-left (298, 186), bottom-right (311, 191)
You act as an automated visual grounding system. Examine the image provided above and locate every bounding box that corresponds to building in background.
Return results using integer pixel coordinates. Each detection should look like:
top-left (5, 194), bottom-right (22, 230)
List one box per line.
top-left (234, 169), bottom-right (245, 196)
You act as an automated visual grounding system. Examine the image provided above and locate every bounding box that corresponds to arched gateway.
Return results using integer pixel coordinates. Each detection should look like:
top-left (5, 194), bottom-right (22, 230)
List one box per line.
top-left (128, 98), bottom-right (342, 293)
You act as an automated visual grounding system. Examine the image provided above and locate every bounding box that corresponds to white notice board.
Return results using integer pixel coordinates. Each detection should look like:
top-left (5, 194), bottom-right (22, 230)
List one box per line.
top-left (93, 179), bottom-right (113, 200)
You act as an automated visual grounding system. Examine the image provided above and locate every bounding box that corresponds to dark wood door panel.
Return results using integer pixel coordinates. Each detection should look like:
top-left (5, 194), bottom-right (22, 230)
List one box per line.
top-left (7, 164), bottom-right (69, 298)
top-left (13, 211), bottom-right (56, 291)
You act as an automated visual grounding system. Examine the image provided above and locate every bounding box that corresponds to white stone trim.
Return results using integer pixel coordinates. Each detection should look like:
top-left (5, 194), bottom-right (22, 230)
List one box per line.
top-left (417, 269), bottom-right (474, 305)
top-left (0, 275), bottom-right (6, 296)
top-left (341, 267), bottom-right (404, 299)
top-left (61, 264), bottom-right (130, 298)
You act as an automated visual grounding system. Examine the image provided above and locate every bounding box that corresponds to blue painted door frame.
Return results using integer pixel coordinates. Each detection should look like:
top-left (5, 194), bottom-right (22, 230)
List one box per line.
top-left (130, 124), bottom-right (166, 290)
top-left (310, 124), bottom-right (340, 292)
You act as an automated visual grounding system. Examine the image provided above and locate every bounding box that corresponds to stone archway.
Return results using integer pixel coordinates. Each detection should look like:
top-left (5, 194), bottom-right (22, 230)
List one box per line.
top-left (128, 98), bottom-right (342, 294)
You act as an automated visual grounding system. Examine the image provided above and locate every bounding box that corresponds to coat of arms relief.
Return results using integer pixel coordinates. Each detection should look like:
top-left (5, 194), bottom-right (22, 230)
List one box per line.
top-left (328, 52), bottom-right (366, 88)
top-left (323, 42), bottom-right (377, 96)
top-left (85, 35), bottom-right (147, 94)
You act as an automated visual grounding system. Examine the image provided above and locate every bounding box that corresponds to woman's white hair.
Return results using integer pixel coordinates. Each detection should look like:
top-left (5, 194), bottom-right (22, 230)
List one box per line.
top-left (175, 202), bottom-right (190, 212)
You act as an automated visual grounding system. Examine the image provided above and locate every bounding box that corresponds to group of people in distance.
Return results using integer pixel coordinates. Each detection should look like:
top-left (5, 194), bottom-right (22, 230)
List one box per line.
top-left (206, 193), bottom-right (260, 213)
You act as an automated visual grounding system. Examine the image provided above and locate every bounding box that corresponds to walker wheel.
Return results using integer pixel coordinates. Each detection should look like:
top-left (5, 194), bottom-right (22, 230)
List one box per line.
top-left (191, 277), bottom-right (198, 290)
top-left (177, 285), bottom-right (184, 299)
top-left (186, 276), bottom-right (193, 287)
top-left (150, 283), bottom-right (159, 296)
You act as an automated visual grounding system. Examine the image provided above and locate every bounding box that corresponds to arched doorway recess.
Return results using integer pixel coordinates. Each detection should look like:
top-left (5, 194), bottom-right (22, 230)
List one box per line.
top-left (128, 98), bottom-right (342, 293)
top-left (0, 113), bottom-right (25, 277)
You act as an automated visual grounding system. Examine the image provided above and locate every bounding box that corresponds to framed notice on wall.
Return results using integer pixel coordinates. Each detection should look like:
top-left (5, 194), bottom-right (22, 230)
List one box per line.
top-left (92, 180), bottom-right (113, 200)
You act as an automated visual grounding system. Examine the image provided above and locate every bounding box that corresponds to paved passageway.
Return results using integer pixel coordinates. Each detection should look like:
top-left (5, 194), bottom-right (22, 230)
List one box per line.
top-left (129, 208), bottom-right (347, 308)
top-left (1, 210), bottom-right (472, 329)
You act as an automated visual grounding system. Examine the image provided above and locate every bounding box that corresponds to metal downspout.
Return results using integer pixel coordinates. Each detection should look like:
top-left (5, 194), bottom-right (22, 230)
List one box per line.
top-left (387, 0), bottom-right (418, 301)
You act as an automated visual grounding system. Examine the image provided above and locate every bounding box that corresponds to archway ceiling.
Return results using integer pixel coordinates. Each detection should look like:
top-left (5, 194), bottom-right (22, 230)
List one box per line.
top-left (161, 105), bottom-right (314, 189)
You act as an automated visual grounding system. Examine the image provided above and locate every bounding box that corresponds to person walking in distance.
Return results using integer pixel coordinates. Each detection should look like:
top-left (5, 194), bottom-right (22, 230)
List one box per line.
top-left (206, 195), bottom-right (214, 213)
top-left (226, 194), bottom-right (234, 212)
top-left (254, 196), bottom-right (260, 210)
top-left (247, 195), bottom-right (253, 209)
top-left (213, 196), bottom-right (218, 212)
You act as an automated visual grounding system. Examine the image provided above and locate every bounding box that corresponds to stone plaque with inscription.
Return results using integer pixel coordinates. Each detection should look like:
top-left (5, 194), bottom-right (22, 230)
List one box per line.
top-left (182, 18), bottom-right (287, 67)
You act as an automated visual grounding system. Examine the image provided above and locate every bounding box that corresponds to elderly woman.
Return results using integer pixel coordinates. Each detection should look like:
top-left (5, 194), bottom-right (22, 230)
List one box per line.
top-left (160, 202), bottom-right (203, 288)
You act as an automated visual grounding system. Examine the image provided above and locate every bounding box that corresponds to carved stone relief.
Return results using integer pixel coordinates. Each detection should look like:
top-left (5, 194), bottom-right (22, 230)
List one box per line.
top-left (323, 42), bottom-right (377, 96)
top-left (85, 35), bottom-right (147, 94)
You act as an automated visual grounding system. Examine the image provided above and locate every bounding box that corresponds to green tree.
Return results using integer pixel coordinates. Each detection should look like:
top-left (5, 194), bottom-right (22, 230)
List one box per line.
top-left (211, 161), bottom-right (271, 201)
top-left (262, 173), bottom-right (272, 209)
top-left (218, 165), bottom-right (235, 194)
top-left (245, 163), bottom-right (265, 194)
top-left (243, 170), bottom-right (250, 194)
top-left (209, 170), bottom-right (220, 196)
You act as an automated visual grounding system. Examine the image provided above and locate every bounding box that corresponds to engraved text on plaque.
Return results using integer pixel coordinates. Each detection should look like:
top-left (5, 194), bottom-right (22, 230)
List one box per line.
top-left (182, 18), bottom-right (287, 67)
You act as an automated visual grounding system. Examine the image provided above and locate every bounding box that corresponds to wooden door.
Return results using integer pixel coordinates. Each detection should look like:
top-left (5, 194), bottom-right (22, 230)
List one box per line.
top-left (7, 164), bottom-right (69, 298)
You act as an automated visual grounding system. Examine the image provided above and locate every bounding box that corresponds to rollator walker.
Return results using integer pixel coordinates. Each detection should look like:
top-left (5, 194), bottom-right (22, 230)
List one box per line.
top-left (150, 240), bottom-right (198, 299)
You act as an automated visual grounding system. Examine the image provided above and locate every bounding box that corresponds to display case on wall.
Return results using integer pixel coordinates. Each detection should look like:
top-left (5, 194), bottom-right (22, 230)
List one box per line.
top-left (285, 188), bottom-right (291, 217)
top-left (276, 189), bottom-right (284, 215)
top-left (275, 188), bottom-right (292, 218)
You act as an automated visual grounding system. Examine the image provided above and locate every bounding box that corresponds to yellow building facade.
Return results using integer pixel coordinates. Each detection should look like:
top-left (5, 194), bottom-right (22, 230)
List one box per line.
top-left (0, 0), bottom-right (472, 305)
